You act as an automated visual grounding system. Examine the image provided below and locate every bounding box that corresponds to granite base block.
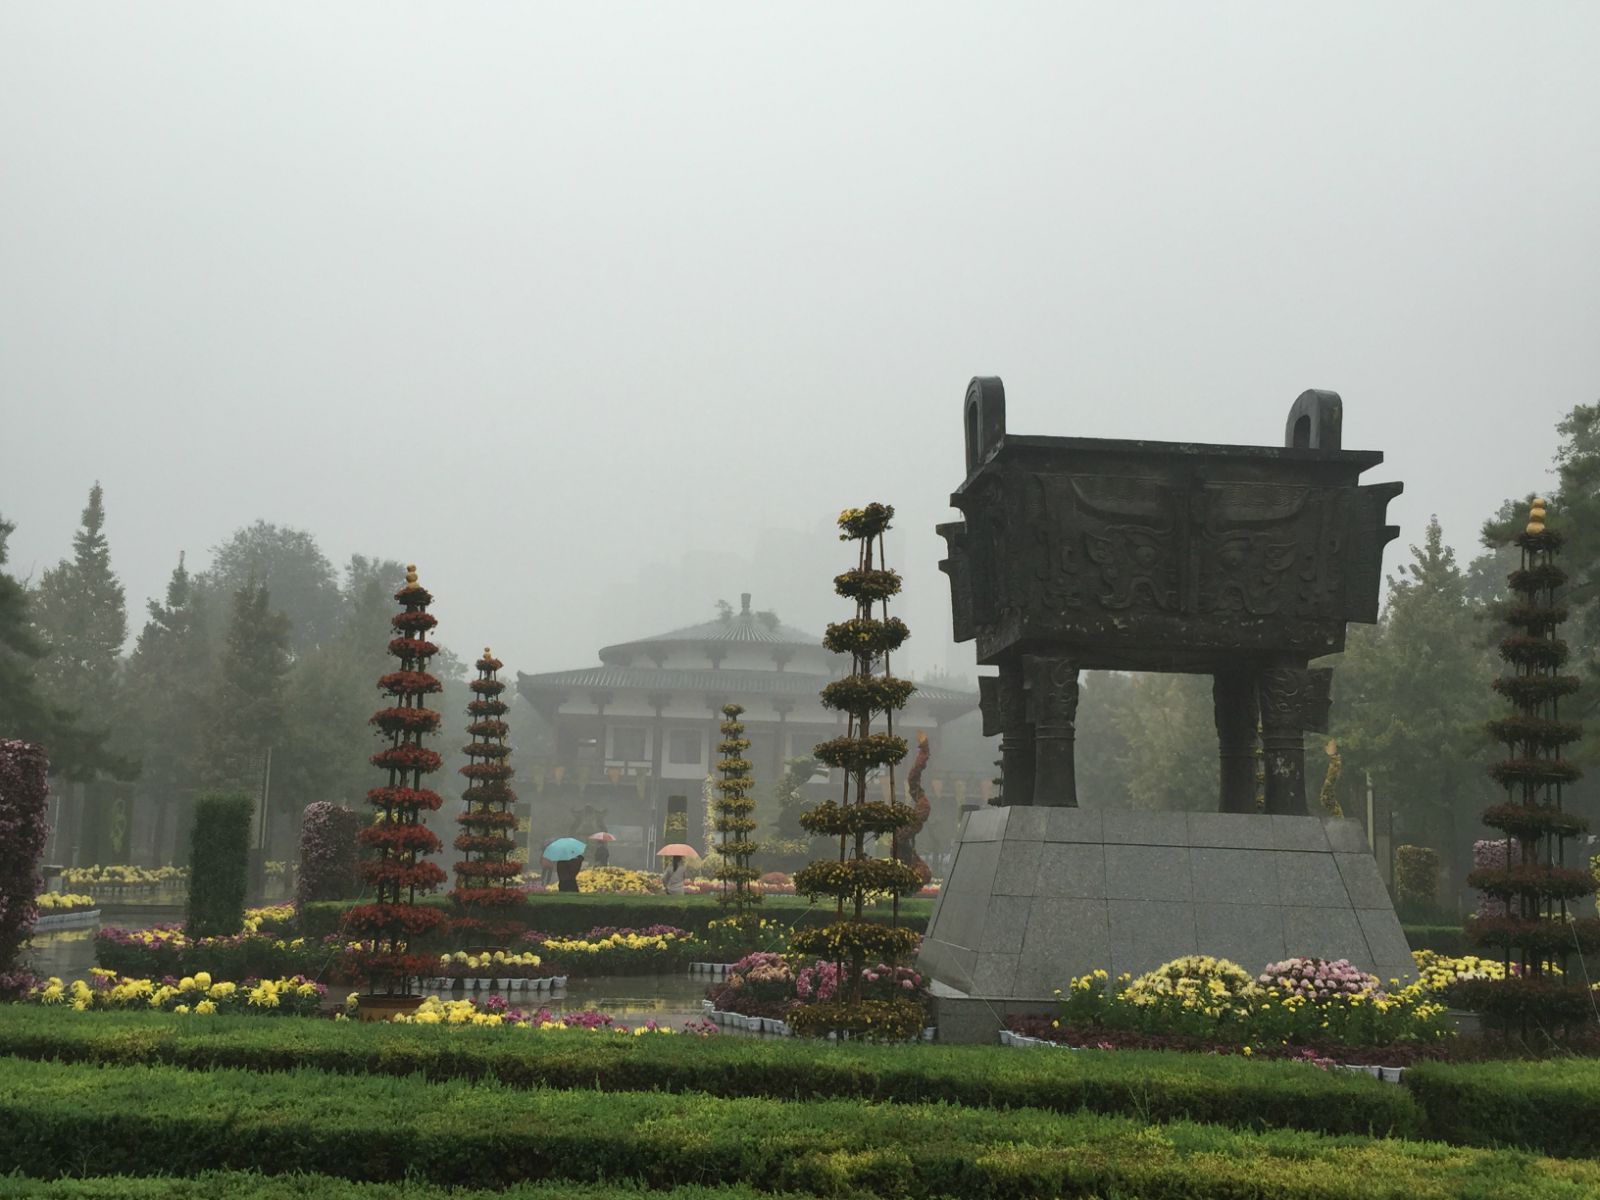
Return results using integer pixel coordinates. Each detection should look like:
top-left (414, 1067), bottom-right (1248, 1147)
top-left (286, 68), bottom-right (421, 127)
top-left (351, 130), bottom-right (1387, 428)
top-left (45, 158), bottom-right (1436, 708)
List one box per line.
top-left (917, 809), bottom-right (1413, 1042)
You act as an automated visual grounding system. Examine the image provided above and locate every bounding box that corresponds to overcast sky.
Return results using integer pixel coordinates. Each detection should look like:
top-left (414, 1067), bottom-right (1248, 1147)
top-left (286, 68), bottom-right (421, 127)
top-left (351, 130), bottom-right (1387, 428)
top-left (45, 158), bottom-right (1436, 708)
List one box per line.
top-left (4, 3), bottom-right (1598, 679)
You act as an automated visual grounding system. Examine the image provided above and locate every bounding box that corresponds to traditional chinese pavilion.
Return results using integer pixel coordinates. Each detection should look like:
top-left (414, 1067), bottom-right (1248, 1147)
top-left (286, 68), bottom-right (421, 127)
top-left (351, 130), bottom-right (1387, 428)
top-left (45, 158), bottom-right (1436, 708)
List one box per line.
top-left (516, 593), bottom-right (978, 866)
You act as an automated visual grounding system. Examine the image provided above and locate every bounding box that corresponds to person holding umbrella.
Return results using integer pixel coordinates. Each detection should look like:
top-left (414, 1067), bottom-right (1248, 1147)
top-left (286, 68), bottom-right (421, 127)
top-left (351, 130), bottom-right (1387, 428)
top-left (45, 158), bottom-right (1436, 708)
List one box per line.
top-left (657, 843), bottom-right (697, 895)
top-left (544, 837), bottom-right (587, 893)
top-left (587, 831), bottom-right (615, 868)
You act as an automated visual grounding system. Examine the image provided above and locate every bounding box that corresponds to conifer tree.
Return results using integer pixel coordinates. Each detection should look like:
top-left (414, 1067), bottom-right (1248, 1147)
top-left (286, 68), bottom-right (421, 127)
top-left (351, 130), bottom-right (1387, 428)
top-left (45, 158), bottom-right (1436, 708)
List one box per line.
top-left (791, 503), bottom-right (923, 1040)
top-left (713, 702), bottom-right (761, 917)
top-left (122, 553), bottom-right (212, 859)
top-left (452, 647), bottom-right (524, 938)
top-left (0, 516), bottom-right (85, 753)
top-left (202, 583), bottom-right (290, 796)
top-left (27, 485), bottom-right (130, 781)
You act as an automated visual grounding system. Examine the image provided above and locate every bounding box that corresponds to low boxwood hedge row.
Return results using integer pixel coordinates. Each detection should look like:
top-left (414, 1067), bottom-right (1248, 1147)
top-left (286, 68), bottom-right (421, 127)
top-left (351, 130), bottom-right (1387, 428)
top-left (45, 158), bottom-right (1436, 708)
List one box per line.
top-left (1402, 925), bottom-right (1470, 955)
top-left (299, 893), bottom-right (932, 941)
top-left (0, 1172), bottom-right (782, 1199)
top-left (5, 1057), bottom-right (1599, 1199)
top-left (1406, 1059), bottom-right (1600, 1159)
top-left (0, 1007), bottom-right (1418, 1139)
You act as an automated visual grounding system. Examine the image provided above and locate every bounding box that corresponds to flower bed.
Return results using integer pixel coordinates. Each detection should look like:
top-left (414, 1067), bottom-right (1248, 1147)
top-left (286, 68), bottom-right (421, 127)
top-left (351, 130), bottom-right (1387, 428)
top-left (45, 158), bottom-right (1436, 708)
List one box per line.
top-left (35, 892), bottom-right (97, 913)
top-left (434, 949), bottom-right (554, 985)
top-left (704, 951), bottom-right (931, 1040)
top-left (576, 867), bottom-right (664, 894)
top-left (1005, 953), bottom-right (1455, 1064)
top-left (31, 968), bottom-right (325, 1016)
top-left (31, 893), bottom-right (100, 931)
top-left (95, 924), bottom-right (327, 981)
top-left (524, 925), bottom-right (695, 974)
top-left (60, 865), bottom-right (188, 894)
top-left (385, 994), bottom-right (713, 1035)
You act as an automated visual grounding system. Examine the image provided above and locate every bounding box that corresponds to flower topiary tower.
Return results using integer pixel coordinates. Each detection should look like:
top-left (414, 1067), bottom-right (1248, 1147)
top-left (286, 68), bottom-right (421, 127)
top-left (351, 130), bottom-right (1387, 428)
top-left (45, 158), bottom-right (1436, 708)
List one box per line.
top-left (452, 647), bottom-right (525, 940)
top-left (791, 503), bottom-right (924, 1040)
top-left (346, 564), bottom-right (448, 1000)
top-left (1466, 498), bottom-right (1600, 1034)
top-left (713, 703), bottom-right (761, 918)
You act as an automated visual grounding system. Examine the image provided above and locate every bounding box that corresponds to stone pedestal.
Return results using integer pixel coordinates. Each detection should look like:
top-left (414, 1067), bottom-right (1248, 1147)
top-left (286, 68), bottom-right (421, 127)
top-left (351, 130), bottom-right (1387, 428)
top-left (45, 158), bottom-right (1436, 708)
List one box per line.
top-left (917, 806), bottom-right (1414, 1043)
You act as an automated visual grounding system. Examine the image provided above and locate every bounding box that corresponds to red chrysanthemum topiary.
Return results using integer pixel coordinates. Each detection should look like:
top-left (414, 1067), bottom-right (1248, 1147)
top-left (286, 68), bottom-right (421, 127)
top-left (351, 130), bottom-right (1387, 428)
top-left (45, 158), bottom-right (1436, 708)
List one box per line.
top-left (344, 565), bottom-right (447, 995)
top-left (451, 648), bottom-right (525, 940)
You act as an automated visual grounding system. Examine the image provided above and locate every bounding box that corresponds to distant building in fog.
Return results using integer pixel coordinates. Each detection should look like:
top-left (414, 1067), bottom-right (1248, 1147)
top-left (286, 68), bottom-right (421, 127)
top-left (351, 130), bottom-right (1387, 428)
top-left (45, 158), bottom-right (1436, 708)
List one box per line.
top-left (515, 593), bottom-right (978, 868)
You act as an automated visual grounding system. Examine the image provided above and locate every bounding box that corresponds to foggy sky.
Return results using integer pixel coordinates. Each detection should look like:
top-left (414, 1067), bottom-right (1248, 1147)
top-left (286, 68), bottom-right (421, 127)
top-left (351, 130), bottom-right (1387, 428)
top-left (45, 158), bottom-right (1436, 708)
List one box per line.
top-left (4, 3), bottom-right (1599, 680)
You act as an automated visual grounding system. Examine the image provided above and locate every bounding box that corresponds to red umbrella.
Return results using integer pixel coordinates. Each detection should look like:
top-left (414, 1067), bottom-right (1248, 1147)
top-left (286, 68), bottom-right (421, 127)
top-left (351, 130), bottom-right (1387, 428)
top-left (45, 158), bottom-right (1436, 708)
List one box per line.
top-left (656, 843), bottom-right (700, 858)
top-left (587, 832), bottom-right (616, 842)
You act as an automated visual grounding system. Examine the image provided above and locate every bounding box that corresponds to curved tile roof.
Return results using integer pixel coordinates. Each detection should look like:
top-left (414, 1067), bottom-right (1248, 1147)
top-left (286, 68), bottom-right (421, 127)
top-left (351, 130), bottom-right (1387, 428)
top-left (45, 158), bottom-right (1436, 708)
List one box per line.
top-left (599, 594), bottom-right (827, 663)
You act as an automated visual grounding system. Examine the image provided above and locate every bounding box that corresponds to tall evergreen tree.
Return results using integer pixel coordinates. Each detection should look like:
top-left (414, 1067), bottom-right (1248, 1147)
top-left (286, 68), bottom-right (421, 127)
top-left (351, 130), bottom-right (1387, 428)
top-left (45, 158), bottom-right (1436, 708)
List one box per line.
top-left (1331, 518), bottom-right (1498, 877)
top-left (0, 516), bottom-right (89, 754)
top-left (28, 484), bottom-right (130, 781)
top-left (198, 521), bottom-right (342, 654)
top-left (121, 553), bottom-right (214, 860)
top-left (202, 583), bottom-right (291, 805)
top-left (272, 557), bottom-right (404, 822)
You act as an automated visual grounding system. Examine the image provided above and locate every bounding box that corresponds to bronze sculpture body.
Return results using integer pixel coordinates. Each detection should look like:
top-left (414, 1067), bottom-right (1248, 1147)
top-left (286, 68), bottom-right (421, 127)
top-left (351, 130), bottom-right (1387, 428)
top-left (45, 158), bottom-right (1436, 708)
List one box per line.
top-left (937, 379), bottom-right (1401, 813)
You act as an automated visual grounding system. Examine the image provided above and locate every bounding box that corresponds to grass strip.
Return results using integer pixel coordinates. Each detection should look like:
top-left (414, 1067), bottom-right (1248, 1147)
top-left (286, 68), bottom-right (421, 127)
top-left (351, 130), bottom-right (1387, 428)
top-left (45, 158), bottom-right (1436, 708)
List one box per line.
top-left (0, 1172), bottom-right (787, 1199)
top-left (3, 1056), bottom-right (1600, 1199)
top-left (0, 1006), bottom-right (1419, 1138)
top-left (1406, 1058), bottom-right (1600, 1159)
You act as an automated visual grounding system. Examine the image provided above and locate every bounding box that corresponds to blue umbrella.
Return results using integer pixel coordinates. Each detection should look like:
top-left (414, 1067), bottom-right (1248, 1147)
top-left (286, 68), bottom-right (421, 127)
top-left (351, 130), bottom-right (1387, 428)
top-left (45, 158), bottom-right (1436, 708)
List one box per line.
top-left (544, 837), bottom-right (587, 862)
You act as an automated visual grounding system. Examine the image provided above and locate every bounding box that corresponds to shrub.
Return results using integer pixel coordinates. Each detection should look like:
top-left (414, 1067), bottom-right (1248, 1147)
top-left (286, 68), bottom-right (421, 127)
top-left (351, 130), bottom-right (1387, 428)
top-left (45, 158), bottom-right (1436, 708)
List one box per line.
top-left (1406, 1058), bottom-right (1600, 1159)
top-left (300, 893), bottom-right (933, 941)
top-left (185, 793), bottom-right (253, 938)
top-left (0, 1172), bottom-right (779, 1200)
top-left (10, 1056), bottom-right (1599, 1198)
top-left (1393, 844), bottom-right (1441, 916)
top-left (95, 923), bottom-right (325, 981)
top-left (297, 802), bottom-right (362, 909)
top-left (0, 1005), bottom-right (1427, 1139)
top-left (0, 738), bottom-right (49, 997)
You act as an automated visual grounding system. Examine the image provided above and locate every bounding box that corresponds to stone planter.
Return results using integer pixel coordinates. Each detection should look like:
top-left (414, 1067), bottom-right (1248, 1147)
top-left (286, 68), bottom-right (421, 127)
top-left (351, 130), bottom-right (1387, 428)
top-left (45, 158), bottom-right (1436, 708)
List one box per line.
top-left (354, 994), bottom-right (426, 1023)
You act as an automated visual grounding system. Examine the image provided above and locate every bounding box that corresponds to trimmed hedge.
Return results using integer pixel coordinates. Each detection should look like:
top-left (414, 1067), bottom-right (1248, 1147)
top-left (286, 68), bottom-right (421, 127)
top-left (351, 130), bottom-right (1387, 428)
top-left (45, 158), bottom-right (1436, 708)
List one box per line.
top-left (1403, 924), bottom-right (1470, 955)
top-left (0, 1172), bottom-right (782, 1199)
top-left (0, 1007), bottom-right (1417, 1139)
top-left (4, 1057), bottom-right (1600, 1199)
top-left (300, 892), bottom-right (933, 940)
top-left (1407, 1059), bottom-right (1600, 1159)
top-left (185, 793), bottom-right (253, 938)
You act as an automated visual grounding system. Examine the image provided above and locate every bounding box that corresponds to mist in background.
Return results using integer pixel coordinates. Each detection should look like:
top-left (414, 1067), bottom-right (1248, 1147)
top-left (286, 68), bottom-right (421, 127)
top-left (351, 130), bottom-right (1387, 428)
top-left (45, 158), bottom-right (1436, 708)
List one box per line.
top-left (4, 3), bottom-right (1598, 676)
